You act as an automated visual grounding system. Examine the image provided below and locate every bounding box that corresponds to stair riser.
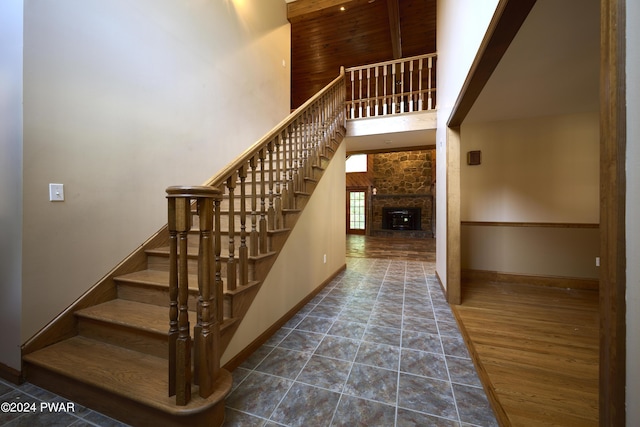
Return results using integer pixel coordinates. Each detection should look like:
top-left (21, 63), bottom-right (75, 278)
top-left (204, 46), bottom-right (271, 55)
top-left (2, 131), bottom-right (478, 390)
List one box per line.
top-left (78, 318), bottom-right (168, 359)
top-left (117, 283), bottom-right (233, 319)
top-left (146, 254), bottom-right (262, 280)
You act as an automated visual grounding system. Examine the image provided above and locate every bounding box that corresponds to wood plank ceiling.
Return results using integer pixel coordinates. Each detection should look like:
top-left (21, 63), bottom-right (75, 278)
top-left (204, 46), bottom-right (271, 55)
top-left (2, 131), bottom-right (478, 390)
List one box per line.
top-left (288, 0), bottom-right (437, 108)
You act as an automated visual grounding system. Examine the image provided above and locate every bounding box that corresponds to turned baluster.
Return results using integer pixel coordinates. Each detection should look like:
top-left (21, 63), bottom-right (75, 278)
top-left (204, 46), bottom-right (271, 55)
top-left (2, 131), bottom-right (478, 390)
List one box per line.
top-left (274, 133), bottom-right (284, 229)
top-left (427, 56), bottom-right (433, 110)
top-left (249, 156), bottom-right (258, 257)
top-left (238, 165), bottom-right (249, 286)
top-left (292, 120), bottom-right (301, 194)
top-left (258, 148), bottom-right (268, 254)
top-left (283, 125), bottom-right (293, 210)
top-left (267, 141), bottom-right (276, 231)
top-left (226, 174), bottom-right (237, 291)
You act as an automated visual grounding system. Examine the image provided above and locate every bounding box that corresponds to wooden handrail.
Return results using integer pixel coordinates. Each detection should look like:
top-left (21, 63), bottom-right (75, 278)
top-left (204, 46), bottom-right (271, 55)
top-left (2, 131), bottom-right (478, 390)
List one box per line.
top-left (166, 68), bottom-right (346, 405)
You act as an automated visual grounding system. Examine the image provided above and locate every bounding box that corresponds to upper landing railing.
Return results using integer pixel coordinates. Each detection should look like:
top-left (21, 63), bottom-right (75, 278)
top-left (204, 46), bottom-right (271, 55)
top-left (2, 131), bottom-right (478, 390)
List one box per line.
top-left (345, 53), bottom-right (437, 119)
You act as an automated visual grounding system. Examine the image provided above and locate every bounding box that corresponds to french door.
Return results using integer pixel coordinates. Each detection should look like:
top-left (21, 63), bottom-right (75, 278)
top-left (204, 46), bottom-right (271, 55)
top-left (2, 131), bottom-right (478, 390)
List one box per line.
top-left (347, 188), bottom-right (367, 235)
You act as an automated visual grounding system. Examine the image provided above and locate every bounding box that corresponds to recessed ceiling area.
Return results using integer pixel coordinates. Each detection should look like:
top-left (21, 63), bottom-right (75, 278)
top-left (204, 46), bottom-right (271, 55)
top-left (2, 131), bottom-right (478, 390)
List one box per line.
top-left (464, 0), bottom-right (600, 124)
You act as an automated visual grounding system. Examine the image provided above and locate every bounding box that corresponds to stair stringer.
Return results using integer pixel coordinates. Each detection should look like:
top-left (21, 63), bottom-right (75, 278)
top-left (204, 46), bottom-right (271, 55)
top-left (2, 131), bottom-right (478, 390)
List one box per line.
top-left (221, 140), bottom-right (348, 366)
top-left (215, 133), bottom-right (346, 354)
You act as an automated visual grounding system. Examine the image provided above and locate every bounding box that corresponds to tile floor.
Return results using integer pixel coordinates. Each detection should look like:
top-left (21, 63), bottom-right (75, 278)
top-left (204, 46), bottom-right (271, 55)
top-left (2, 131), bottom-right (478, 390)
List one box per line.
top-left (0, 257), bottom-right (497, 427)
top-left (224, 257), bottom-right (497, 426)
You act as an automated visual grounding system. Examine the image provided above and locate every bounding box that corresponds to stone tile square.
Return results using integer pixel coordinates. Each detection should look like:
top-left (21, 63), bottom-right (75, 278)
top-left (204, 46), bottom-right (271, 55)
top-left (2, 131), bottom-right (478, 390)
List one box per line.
top-left (453, 383), bottom-right (498, 427)
top-left (402, 329), bottom-right (443, 354)
top-left (263, 327), bottom-right (292, 347)
top-left (278, 330), bottom-right (324, 353)
top-left (314, 335), bottom-right (359, 362)
top-left (343, 363), bottom-right (398, 405)
top-left (396, 407), bottom-right (460, 427)
top-left (270, 382), bottom-right (340, 427)
top-left (328, 320), bottom-right (367, 340)
top-left (295, 315), bottom-right (334, 334)
top-left (296, 355), bottom-right (351, 392)
top-left (354, 341), bottom-right (400, 370)
top-left (223, 408), bottom-right (267, 426)
top-left (336, 307), bottom-right (371, 324)
top-left (446, 356), bottom-right (483, 387)
top-left (398, 373), bottom-right (457, 421)
top-left (400, 348), bottom-right (449, 380)
top-left (402, 315), bottom-right (439, 334)
top-left (226, 371), bottom-right (292, 418)
top-left (239, 345), bottom-right (274, 370)
top-left (255, 347), bottom-right (311, 379)
top-left (437, 320), bottom-right (463, 338)
top-left (362, 325), bottom-right (402, 347)
top-left (441, 335), bottom-right (470, 359)
top-left (331, 395), bottom-right (396, 427)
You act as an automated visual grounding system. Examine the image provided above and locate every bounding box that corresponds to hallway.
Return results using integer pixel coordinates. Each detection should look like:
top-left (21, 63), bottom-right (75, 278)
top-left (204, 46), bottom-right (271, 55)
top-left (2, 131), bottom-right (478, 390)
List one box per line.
top-left (223, 236), bottom-right (496, 426)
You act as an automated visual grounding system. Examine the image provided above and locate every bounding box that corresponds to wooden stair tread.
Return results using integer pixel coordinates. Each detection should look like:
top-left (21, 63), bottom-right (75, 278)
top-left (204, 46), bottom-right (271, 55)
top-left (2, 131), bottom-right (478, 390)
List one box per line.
top-left (76, 299), bottom-right (179, 335)
top-left (77, 298), bottom-right (237, 335)
top-left (116, 269), bottom-right (261, 297)
top-left (23, 336), bottom-right (231, 415)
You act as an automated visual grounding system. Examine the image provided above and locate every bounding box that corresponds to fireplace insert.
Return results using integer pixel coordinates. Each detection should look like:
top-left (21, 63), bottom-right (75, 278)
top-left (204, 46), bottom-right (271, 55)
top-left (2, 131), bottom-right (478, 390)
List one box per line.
top-left (382, 207), bottom-right (421, 231)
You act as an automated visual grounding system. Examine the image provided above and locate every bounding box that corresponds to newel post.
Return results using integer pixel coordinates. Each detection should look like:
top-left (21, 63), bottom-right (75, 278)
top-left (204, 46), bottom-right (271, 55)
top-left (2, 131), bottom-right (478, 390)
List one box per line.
top-left (167, 185), bottom-right (222, 405)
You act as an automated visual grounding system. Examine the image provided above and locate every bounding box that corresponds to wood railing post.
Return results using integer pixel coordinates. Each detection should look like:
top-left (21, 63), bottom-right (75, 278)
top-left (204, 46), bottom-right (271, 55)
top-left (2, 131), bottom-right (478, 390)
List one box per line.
top-left (166, 186), bottom-right (222, 405)
top-left (194, 195), bottom-right (219, 398)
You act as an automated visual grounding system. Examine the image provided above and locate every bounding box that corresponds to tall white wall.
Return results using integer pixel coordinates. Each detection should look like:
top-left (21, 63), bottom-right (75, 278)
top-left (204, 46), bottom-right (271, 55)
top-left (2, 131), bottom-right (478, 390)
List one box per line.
top-left (0, 0), bottom-right (24, 372)
top-left (626, 0), bottom-right (640, 423)
top-left (435, 0), bottom-right (499, 289)
top-left (19, 0), bottom-right (291, 369)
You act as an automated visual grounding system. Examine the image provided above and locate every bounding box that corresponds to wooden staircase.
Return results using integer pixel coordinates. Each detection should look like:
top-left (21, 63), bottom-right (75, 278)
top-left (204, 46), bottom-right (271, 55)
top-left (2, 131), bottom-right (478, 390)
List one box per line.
top-left (22, 72), bottom-right (346, 427)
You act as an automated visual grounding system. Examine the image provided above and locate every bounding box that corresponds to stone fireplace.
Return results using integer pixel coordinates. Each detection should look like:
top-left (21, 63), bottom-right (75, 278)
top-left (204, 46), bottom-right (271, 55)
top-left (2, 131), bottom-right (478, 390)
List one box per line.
top-left (369, 150), bottom-right (434, 238)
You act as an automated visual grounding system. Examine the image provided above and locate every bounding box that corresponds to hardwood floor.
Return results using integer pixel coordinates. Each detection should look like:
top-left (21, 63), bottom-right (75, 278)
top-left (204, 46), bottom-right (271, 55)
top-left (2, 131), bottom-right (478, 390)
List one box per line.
top-left (347, 234), bottom-right (600, 427)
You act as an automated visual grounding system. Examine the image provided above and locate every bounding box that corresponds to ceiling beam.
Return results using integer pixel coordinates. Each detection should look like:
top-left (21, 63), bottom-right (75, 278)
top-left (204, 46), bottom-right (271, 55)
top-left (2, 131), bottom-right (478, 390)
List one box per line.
top-left (387, 0), bottom-right (402, 59)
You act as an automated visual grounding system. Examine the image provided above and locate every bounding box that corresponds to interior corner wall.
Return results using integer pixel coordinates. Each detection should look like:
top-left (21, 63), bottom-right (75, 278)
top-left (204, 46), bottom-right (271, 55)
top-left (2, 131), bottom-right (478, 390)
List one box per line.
top-left (459, 112), bottom-right (600, 279)
top-left (21, 0), bottom-right (290, 349)
top-left (221, 142), bottom-right (346, 365)
top-left (435, 0), bottom-right (500, 290)
top-left (626, 0), bottom-right (640, 423)
top-left (0, 0), bottom-right (24, 372)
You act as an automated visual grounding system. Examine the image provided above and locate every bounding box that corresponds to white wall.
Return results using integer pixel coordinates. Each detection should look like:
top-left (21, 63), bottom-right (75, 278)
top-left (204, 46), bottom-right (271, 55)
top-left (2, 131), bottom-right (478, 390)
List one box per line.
top-left (459, 113), bottom-right (600, 279)
top-left (626, 0), bottom-right (640, 423)
top-left (461, 113), bottom-right (599, 223)
top-left (0, 0), bottom-right (24, 372)
top-left (20, 0), bottom-right (291, 365)
top-left (435, 0), bottom-right (499, 290)
top-left (222, 142), bottom-right (346, 365)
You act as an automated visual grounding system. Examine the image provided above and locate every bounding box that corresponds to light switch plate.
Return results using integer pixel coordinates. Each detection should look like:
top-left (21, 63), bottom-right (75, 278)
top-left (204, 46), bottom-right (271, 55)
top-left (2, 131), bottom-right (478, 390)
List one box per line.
top-left (49, 183), bottom-right (64, 202)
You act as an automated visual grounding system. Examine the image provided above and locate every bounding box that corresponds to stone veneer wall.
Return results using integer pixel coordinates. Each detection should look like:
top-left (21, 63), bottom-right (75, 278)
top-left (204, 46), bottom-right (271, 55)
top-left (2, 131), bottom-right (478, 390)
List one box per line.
top-left (371, 149), bottom-right (434, 237)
